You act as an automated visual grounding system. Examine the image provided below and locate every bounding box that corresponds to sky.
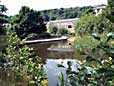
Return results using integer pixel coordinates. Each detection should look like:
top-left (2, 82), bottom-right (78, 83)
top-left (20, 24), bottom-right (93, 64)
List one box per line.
top-left (1, 0), bottom-right (107, 16)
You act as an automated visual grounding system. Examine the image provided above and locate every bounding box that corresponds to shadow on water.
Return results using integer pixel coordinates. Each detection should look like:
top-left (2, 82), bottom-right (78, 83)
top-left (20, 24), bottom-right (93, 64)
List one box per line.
top-left (28, 40), bottom-right (77, 63)
top-left (28, 40), bottom-right (80, 86)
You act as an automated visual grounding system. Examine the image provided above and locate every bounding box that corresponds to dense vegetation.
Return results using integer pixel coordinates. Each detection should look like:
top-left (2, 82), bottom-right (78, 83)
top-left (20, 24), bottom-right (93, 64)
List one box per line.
top-left (40, 6), bottom-right (93, 21)
top-left (0, 3), bottom-right (9, 35)
top-left (48, 25), bottom-right (69, 36)
top-left (57, 0), bottom-right (114, 86)
top-left (106, 0), bottom-right (114, 23)
top-left (0, 2), bottom-right (47, 86)
top-left (3, 32), bottom-right (46, 85)
top-left (10, 6), bottom-right (51, 39)
top-left (40, 5), bottom-right (106, 21)
top-left (75, 13), bottom-right (114, 36)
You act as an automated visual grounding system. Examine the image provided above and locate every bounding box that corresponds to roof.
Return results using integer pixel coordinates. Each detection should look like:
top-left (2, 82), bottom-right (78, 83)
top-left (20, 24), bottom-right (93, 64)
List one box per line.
top-left (93, 5), bottom-right (106, 10)
top-left (47, 18), bottom-right (79, 24)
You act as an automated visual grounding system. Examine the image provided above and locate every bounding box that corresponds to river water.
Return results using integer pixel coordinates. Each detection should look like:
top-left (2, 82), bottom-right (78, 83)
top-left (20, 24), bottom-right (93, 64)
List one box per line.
top-left (0, 39), bottom-right (81, 86)
top-left (28, 41), bottom-right (79, 86)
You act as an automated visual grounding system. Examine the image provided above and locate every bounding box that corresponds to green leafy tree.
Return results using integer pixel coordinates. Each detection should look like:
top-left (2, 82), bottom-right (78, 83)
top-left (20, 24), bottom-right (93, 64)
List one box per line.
top-left (58, 32), bottom-right (114, 86)
top-left (0, 2), bottom-right (9, 51)
top-left (0, 31), bottom-right (47, 86)
top-left (58, 1), bottom-right (114, 86)
top-left (0, 2), bottom-right (8, 35)
top-left (75, 13), bottom-right (114, 36)
top-left (10, 6), bottom-right (47, 39)
top-left (40, 6), bottom-right (94, 21)
top-left (106, 0), bottom-right (114, 23)
top-left (49, 25), bottom-right (58, 35)
top-left (57, 28), bottom-right (68, 36)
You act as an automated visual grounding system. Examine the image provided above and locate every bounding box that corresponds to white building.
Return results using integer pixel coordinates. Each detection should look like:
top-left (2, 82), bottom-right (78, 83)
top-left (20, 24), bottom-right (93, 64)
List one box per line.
top-left (46, 18), bottom-right (79, 33)
top-left (94, 5), bottom-right (106, 16)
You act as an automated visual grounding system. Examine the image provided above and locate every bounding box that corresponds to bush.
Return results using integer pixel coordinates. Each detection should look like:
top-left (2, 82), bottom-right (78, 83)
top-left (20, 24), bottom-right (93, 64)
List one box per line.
top-left (39, 32), bottom-right (51, 39)
top-left (74, 36), bottom-right (100, 49)
top-left (0, 32), bottom-right (47, 86)
top-left (57, 28), bottom-right (68, 36)
top-left (49, 26), bottom-right (58, 35)
top-left (75, 13), bottom-right (114, 37)
top-left (58, 32), bottom-right (114, 86)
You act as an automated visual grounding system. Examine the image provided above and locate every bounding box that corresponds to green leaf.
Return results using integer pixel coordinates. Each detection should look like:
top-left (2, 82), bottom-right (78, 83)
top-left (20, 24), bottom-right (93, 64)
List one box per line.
top-left (86, 56), bottom-right (96, 62)
top-left (96, 58), bottom-right (103, 64)
top-left (57, 64), bottom-right (64, 68)
top-left (67, 61), bottom-right (72, 69)
top-left (59, 72), bottom-right (65, 86)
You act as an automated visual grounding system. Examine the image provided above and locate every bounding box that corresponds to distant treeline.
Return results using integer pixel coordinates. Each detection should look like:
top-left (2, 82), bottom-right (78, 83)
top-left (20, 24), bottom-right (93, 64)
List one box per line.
top-left (40, 4), bottom-right (106, 21)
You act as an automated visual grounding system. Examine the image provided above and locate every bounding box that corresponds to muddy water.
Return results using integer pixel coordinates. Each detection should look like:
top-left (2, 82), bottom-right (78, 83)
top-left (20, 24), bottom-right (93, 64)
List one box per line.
top-left (28, 41), bottom-right (79, 86)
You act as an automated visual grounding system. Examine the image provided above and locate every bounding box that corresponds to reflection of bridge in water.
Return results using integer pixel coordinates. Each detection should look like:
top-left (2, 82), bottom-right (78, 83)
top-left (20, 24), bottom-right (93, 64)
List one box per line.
top-left (27, 40), bottom-right (75, 64)
top-left (47, 42), bottom-right (73, 52)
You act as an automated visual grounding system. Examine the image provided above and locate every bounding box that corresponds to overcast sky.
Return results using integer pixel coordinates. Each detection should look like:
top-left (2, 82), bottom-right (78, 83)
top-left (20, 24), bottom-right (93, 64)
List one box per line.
top-left (1, 0), bottom-right (107, 16)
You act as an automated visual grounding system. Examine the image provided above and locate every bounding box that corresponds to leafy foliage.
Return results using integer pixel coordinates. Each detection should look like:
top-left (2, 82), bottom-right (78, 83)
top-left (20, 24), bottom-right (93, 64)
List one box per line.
top-left (75, 13), bottom-right (114, 36)
top-left (57, 2), bottom-right (114, 86)
top-left (58, 33), bottom-right (114, 86)
top-left (74, 36), bottom-right (100, 49)
top-left (48, 25), bottom-right (58, 35)
top-left (106, 0), bottom-right (114, 23)
top-left (0, 32), bottom-right (47, 86)
top-left (40, 6), bottom-right (94, 21)
top-left (10, 6), bottom-right (47, 39)
top-left (57, 28), bottom-right (68, 36)
top-left (0, 2), bottom-right (8, 35)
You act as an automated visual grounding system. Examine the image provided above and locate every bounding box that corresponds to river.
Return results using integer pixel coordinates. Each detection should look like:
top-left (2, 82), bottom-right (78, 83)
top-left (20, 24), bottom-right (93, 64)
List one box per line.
top-left (28, 40), bottom-right (79, 86)
top-left (0, 39), bottom-right (81, 86)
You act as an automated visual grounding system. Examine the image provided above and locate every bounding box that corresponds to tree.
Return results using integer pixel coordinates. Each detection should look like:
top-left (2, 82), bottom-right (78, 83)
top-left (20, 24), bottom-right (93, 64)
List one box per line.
top-left (10, 6), bottom-right (47, 39)
top-left (40, 5), bottom-right (94, 21)
top-left (57, 28), bottom-right (68, 36)
top-left (0, 2), bottom-right (8, 35)
top-left (49, 25), bottom-right (58, 35)
top-left (106, 0), bottom-right (114, 23)
top-left (75, 13), bottom-right (114, 36)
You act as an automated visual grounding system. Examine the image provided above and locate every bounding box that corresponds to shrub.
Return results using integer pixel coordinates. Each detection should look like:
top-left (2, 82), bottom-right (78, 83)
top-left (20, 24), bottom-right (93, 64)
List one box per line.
top-left (73, 36), bottom-right (100, 49)
top-left (0, 32), bottom-right (47, 86)
top-left (49, 26), bottom-right (58, 35)
top-left (57, 28), bottom-right (68, 36)
top-left (58, 33), bottom-right (114, 86)
top-left (39, 32), bottom-right (51, 39)
top-left (75, 13), bottom-right (114, 37)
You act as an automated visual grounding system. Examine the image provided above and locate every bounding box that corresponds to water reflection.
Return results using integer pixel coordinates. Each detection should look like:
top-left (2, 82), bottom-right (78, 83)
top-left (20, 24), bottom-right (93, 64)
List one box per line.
top-left (44, 59), bottom-right (80, 86)
top-left (28, 41), bottom-right (76, 64)
top-left (28, 41), bottom-right (79, 86)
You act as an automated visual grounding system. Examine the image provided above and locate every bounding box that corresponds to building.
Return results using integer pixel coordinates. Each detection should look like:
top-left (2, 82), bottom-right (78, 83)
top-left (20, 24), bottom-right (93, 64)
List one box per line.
top-left (46, 18), bottom-right (79, 33)
top-left (94, 5), bottom-right (106, 16)
top-left (46, 5), bottom-right (106, 33)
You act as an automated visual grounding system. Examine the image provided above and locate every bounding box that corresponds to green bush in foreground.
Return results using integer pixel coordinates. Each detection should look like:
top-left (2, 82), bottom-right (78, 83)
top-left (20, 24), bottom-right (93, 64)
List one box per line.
top-left (0, 32), bottom-right (47, 86)
top-left (58, 33), bottom-right (114, 86)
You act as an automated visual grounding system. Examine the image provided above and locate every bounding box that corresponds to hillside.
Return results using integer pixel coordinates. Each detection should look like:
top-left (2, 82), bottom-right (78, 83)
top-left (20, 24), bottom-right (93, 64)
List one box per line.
top-left (40, 4), bottom-right (106, 21)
